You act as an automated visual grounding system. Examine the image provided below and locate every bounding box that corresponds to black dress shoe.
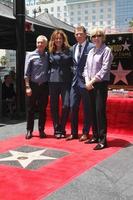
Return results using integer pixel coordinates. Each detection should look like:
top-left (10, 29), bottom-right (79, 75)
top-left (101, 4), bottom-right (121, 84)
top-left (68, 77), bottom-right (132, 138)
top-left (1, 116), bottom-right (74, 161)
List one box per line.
top-left (60, 130), bottom-right (66, 138)
top-left (39, 132), bottom-right (47, 138)
top-left (60, 134), bottom-right (66, 138)
top-left (66, 134), bottom-right (78, 141)
top-left (54, 130), bottom-right (62, 135)
top-left (54, 130), bottom-right (61, 139)
top-left (85, 137), bottom-right (98, 144)
top-left (25, 131), bottom-right (32, 139)
top-left (54, 129), bottom-right (62, 136)
top-left (93, 143), bottom-right (107, 150)
top-left (54, 133), bottom-right (61, 139)
top-left (55, 131), bottom-right (66, 139)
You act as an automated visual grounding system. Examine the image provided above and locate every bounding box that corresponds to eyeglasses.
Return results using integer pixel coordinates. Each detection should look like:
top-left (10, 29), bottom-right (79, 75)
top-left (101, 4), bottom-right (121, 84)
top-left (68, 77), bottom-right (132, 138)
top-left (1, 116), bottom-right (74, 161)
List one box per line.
top-left (92, 35), bottom-right (102, 38)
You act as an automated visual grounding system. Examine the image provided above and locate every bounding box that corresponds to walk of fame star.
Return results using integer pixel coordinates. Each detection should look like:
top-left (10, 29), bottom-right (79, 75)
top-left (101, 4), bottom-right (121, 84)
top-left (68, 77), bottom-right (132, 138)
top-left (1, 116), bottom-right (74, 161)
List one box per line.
top-left (0, 149), bottom-right (57, 168)
top-left (122, 41), bottom-right (130, 51)
top-left (111, 61), bottom-right (132, 85)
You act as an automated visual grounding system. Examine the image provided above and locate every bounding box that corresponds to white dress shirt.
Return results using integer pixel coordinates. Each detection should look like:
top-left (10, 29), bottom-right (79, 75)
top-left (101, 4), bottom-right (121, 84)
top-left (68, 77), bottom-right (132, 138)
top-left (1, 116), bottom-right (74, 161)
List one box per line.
top-left (75, 40), bottom-right (87, 62)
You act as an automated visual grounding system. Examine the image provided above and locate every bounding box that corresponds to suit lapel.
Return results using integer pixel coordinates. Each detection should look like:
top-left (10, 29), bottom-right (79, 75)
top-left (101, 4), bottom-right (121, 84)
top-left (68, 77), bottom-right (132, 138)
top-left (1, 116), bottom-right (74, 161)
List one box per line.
top-left (73, 41), bottom-right (89, 64)
top-left (73, 44), bottom-right (77, 63)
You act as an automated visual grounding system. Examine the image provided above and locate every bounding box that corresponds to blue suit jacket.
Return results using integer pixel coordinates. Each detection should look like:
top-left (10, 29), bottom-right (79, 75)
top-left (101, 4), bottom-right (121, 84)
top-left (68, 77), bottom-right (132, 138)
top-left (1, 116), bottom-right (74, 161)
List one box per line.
top-left (71, 40), bottom-right (94, 88)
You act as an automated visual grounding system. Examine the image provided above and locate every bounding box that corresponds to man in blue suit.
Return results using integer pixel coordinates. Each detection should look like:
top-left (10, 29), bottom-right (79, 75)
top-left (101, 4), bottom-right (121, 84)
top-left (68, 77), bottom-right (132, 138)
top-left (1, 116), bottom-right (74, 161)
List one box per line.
top-left (66, 26), bottom-right (94, 141)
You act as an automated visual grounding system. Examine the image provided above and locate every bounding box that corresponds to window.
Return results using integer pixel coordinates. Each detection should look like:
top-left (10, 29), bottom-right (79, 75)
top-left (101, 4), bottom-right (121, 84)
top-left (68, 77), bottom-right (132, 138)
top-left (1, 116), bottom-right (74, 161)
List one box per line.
top-left (51, 7), bottom-right (54, 12)
top-left (85, 22), bottom-right (88, 27)
top-left (85, 10), bottom-right (88, 14)
top-left (84, 4), bottom-right (88, 8)
top-left (107, 14), bottom-right (111, 18)
top-left (92, 3), bottom-right (96, 7)
top-left (70, 11), bottom-right (74, 16)
top-left (64, 6), bottom-right (67, 11)
top-left (100, 8), bottom-right (103, 13)
top-left (57, 13), bottom-right (60, 18)
top-left (107, 21), bottom-right (111, 25)
top-left (100, 21), bottom-right (103, 25)
top-left (85, 16), bottom-right (88, 20)
top-left (100, 1), bottom-right (103, 6)
top-left (108, 1), bottom-right (112, 6)
top-left (108, 8), bottom-right (111, 12)
top-left (57, 6), bottom-right (60, 12)
top-left (70, 17), bottom-right (73, 22)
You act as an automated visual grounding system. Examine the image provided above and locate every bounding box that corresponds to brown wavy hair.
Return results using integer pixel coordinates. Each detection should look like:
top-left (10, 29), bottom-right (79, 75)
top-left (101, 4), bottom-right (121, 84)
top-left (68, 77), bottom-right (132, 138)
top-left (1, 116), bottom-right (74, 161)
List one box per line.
top-left (49, 29), bottom-right (70, 53)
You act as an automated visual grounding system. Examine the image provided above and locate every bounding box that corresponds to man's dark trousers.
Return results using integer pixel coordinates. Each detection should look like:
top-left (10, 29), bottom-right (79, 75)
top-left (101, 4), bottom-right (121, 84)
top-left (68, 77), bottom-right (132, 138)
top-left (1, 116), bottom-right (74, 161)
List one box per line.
top-left (26, 82), bottom-right (49, 132)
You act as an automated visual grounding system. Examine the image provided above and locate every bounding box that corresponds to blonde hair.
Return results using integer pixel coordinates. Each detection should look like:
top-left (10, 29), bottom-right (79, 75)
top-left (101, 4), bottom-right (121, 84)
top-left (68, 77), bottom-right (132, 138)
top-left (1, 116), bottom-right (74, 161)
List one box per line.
top-left (49, 29), bottom-right (70, 53)
top-left (90, 28), bottom-right (106, 42)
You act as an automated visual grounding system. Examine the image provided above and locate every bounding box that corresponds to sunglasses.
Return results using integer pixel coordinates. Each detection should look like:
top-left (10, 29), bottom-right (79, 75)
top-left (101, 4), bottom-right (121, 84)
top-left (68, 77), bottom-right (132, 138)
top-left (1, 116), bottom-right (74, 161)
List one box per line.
top-left (92, 35), bottom-right (102, 38)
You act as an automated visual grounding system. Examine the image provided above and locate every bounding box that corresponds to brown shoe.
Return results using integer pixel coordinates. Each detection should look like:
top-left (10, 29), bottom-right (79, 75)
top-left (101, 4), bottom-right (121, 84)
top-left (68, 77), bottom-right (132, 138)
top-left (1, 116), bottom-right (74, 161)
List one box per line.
top-left (79, 134), bottom-right (88, 142)
top-left (66, 135), bottom-right (78, 141)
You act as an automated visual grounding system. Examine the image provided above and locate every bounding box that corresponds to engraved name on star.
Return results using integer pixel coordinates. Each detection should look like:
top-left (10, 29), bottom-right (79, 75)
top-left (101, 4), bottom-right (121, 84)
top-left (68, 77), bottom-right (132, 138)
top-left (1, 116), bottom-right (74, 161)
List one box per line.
top-left (111, 61), bottom-right (132, 85)
top-left (122, 41), bottom-right (130, 51)
top-left (0, 149), bottom-right (56, 168)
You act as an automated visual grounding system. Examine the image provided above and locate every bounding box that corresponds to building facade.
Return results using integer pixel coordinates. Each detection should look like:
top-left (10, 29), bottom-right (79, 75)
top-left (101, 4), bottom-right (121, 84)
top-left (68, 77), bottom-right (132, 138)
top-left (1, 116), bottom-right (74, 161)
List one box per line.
top-left (66, 0), bottom-right (115, 32)
top-left (0, 50), bottom-right (16, 69)
top-left (25, 0), bottom-right (39, 5)
top-left (26, 0), bottom-right (133, 33)
top-left (1, 0), bottom-right (133, 71)
top-left (0, 0), bottom-right (12, 3)
top-left (115, 0), bottom-right (133, 31)
top-left (26, 0), bottom-right (68, 22)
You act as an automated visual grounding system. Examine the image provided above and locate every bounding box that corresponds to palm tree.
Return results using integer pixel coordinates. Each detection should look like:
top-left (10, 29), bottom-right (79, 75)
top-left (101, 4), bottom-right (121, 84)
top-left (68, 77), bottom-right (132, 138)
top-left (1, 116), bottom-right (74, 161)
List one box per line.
top-left (0, 56), bottom-right (8, 67)
top-left (129, 18), bottom-right (133, 27)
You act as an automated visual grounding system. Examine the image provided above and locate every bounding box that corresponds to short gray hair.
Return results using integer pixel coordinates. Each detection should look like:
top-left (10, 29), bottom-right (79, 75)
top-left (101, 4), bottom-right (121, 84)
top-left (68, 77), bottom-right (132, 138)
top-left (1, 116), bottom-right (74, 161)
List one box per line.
top-left (36, 35), bottom-right (48, 45)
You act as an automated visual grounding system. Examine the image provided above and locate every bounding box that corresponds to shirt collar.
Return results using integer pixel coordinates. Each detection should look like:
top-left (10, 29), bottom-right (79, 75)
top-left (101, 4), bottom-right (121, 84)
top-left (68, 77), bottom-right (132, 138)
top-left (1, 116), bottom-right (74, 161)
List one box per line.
top-left (36, 49), bottom-right (45, 55)
top-left (93, 43), bottom-right (106, 54)
top-left (78, 40), bottom-right (87, 49)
